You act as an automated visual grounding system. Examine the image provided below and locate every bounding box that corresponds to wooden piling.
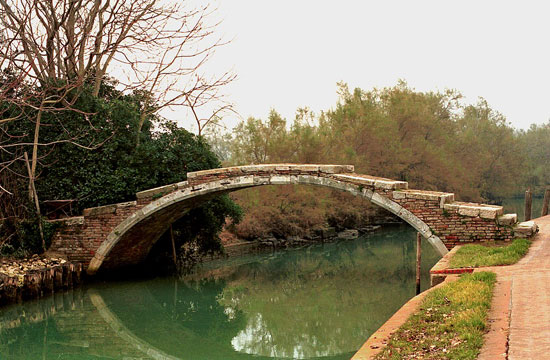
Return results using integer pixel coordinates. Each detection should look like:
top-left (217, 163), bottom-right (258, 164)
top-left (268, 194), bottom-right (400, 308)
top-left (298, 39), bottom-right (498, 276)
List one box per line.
top-left (525, 188), bottom-right (533, 221)
top-left (170, 225), bottom-right (178, 267)
top-left (0, 262), bottom-right (84, 307)
top-left (416, 233), bottom-right (422, 295)
top-left (541, 188), bottom-right (550, 217)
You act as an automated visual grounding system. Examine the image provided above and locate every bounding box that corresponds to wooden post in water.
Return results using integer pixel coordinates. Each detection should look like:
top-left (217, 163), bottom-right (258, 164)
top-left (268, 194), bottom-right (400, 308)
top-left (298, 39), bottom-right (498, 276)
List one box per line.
top-left (541, 188), bottom-right (550, 217)
top-left (170, 225), bottom-right (177, 267)
top-left (416, 233), bottom-right (422, 295)
top-left (524, 188), bottom-right (533, 221)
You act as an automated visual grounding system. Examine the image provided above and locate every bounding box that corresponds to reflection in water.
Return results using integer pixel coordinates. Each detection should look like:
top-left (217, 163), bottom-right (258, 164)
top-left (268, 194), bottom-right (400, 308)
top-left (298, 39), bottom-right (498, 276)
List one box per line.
top-left (88, 289), bottom-right (179, 360)
top-left (0, 225), bottom-right (439, 359)
top-left (502, 197), bottom-right (543, 222)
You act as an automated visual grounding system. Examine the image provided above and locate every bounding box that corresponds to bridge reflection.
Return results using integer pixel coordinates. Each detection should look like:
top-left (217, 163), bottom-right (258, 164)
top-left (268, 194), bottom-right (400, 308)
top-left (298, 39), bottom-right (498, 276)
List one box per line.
top-left (0, 228), bottom-right (439, 359)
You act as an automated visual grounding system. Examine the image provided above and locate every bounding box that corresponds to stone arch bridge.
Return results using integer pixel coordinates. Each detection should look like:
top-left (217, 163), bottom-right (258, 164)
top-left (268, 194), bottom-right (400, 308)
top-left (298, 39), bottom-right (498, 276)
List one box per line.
top-left (50, 164), bottom-right (519, 275)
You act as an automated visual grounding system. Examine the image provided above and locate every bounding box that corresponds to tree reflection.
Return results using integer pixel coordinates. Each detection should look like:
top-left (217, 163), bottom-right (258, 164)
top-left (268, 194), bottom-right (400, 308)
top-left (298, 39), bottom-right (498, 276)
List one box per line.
top-left (0, 227), bottom-right (439, 360)
top-left (214, 228), bottom-right (439, 358)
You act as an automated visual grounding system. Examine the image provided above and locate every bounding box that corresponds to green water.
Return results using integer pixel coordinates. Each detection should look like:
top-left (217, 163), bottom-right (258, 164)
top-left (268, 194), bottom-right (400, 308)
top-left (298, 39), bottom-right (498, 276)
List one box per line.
top-left (502, 197), bottom-right (543, 222)
top-left (0, 225), bottom-right (440, 360)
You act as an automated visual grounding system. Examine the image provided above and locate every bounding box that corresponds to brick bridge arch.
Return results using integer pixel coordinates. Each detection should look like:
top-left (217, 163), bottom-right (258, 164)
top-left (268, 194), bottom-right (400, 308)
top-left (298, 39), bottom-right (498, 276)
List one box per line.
top-left (50, 164), bottom-right (518, 275)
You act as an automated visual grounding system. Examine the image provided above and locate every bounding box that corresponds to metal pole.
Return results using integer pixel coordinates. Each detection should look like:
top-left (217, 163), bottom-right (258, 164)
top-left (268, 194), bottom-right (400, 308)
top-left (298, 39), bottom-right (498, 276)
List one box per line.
top-left (416, 233), bottom-right (421, 295)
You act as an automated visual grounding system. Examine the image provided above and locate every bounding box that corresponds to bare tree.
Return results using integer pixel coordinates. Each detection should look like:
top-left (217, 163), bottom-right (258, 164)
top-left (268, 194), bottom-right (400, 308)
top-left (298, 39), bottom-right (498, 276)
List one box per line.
top-left (0, 0), bottom-right (233, 186)
top-left (0, 0), bottom-right (233, 250)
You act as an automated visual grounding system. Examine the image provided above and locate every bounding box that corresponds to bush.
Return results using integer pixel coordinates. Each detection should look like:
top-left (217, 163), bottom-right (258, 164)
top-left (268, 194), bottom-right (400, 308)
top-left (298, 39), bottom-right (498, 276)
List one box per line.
top-left (1, 214), bottom-right (58, 257)
top-left (1, 80), bottom-right (241, 260)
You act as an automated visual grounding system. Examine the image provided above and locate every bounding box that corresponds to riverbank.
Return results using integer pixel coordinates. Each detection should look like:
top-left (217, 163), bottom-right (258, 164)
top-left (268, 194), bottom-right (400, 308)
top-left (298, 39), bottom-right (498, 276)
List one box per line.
top-left (0, 256), bottom-right (83, 306)
top-left (353, 216), bottom-right (547, 359)
top-left (215, 224), bottom-right (384, 258)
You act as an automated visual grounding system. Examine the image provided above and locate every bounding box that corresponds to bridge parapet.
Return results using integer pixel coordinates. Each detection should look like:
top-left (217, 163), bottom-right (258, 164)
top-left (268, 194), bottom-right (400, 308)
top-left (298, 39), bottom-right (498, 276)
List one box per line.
top-left (393, 190), bottom-right (455, 208)
top-left (133, 164), bottom-right (356, 202)
top-left (187, 164), bottom-right (355, 185)
top-left (443, 201), bottom-right (504, 220)
top-left (331, 173), bottom-right (408, 190)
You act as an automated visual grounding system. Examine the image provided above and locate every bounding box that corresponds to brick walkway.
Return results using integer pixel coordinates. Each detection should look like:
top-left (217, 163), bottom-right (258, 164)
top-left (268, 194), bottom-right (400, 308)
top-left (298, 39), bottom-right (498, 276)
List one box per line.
top-left (478, 215), bottom-right (550, 359)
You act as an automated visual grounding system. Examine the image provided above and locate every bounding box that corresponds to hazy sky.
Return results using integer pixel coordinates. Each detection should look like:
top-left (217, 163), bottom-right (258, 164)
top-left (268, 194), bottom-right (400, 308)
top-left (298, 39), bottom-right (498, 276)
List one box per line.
top-left (179, 0), bottom-right (550, 131)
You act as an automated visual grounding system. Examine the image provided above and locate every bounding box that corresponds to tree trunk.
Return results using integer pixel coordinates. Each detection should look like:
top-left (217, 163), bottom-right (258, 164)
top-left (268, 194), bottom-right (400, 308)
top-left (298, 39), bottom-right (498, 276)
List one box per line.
top-left (24, 152), bottom-right (46, 252)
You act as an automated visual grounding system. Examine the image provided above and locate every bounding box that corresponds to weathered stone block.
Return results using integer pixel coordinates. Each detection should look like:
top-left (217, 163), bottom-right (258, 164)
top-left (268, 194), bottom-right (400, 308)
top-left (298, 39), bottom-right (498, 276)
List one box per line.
top-left (479, 207), bottom-right (501, 220)
top-left (176, 180), bottom-right (188, 188)
top-left (514, 221), bottom-right (538, 238)
top-left (392, 191), bottom-right (407, 199)
top-left (297, 175), bottom-right (322, 185)
top-left (444, 203), bottom-right (460, 212)
top-left (294, 164), bottom-right (321, 172)
top-left (319, 164), bottom-right (353, 174)
top-left (458, 206), bottom-right (480, 217)
top-left (116, 201), bottom-right (137, 209)
top-left (275, 165), bottom-right (290, 171)
top-left (136, 183), bottom-right (177, 199)
top-left (403, 190), bottom-right (440, 201)
top-left (377, 179), bottom-right (408, 190)
top-left (253, 176), bottom-right (271, 185)
top-left (361, 188), bottom-right (374, 200)
top-left (343, 165), bottom-right (355, 173)
top-left (270, 175), bottom-right (298, 185)
top-left (333, 174), bottom-right (376, 186)
top-left (83, 204), bottom-right (118, 217)
top-left (48, 216), bottom-right (85, 226)
top-left (187, 166), bottom-right (242, 178)
top-left (439, 194), bottom-right (455, 208)
top-left (498, 213), bottom-right (517, 226)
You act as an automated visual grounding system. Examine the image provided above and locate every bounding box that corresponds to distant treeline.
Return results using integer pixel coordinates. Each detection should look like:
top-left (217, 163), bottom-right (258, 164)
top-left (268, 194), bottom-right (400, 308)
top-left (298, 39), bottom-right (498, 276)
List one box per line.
top-left (208, 82), bottom-right (550, 239)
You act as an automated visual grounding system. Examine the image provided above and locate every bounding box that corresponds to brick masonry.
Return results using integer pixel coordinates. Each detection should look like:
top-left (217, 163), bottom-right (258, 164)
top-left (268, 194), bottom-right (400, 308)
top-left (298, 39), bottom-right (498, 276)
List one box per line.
top-left (48, 164), bottom-right (520, 275)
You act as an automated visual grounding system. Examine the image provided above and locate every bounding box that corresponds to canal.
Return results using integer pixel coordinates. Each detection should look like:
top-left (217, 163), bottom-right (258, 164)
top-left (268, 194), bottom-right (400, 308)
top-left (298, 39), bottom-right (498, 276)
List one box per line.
top-left (0, 225), bottom-right (440, 359)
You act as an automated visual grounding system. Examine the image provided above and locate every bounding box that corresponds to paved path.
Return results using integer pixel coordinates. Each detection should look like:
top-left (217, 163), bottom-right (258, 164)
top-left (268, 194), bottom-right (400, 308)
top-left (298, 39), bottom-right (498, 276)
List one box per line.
top-left (478, 215), bottom-right (550, 359)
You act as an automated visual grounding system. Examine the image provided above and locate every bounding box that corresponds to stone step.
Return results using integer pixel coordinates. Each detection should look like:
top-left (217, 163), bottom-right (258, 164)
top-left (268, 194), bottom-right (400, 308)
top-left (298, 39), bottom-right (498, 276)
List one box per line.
top-left (514, 220), bottom-right (538, 238)
top-left (497, 213), bottom-right (517, 226)
top-left (444, 201), bottom-right (504, 219)
top-left (393, 189), bottom-right (455, 208)
top-left (331, 173), bottom-right (408, 190)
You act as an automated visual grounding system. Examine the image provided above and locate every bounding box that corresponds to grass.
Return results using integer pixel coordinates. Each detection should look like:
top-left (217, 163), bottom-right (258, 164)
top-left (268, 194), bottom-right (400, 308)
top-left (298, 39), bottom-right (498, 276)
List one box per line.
top-left (374, 272), bottom-right (496, 360)
top-left (448, 238), bottom-right (531, 268)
